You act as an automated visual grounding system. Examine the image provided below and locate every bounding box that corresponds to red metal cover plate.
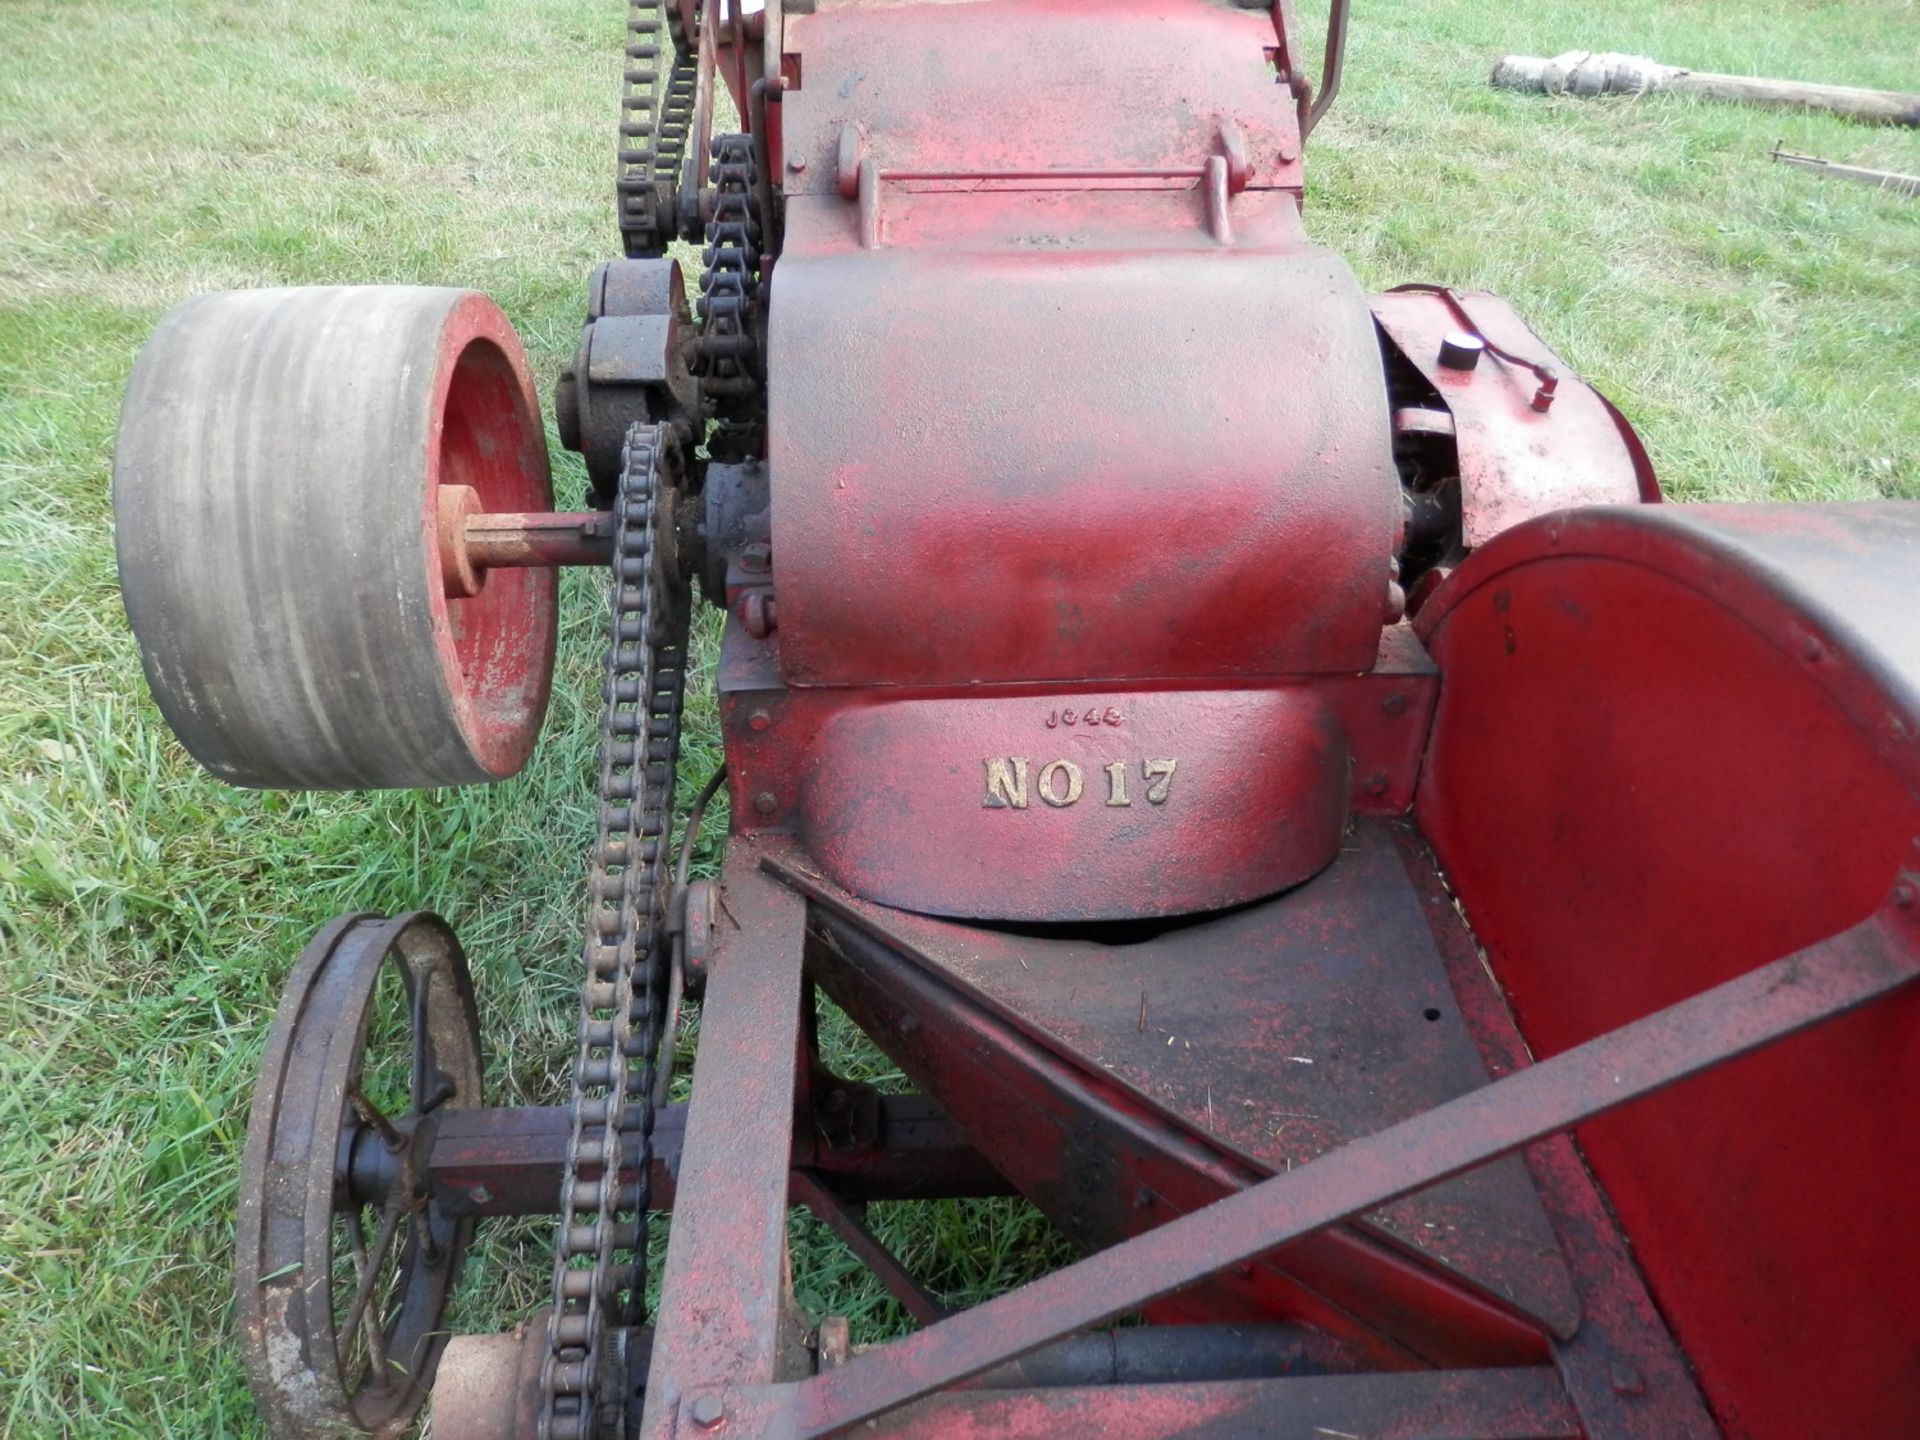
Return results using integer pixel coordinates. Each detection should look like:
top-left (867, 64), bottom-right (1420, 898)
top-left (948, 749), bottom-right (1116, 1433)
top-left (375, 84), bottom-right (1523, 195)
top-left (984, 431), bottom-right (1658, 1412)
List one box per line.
top-left (1415, 503), bottom-right (1920, 1440)
top-left (796, 688), bottom-right (1349, 921)
top-left (779, 0), bottom-right (1303, 194)
top-left (1371, 290), bottom-right (1647, 548)
top-left (770, 197), bottom-right (1399, 687)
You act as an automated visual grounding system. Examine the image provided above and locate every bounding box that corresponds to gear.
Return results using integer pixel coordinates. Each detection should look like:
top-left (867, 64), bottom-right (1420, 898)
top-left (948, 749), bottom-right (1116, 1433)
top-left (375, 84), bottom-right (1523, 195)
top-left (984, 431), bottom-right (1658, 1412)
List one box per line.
top-left (539, 423), bottom-right (690, 1440)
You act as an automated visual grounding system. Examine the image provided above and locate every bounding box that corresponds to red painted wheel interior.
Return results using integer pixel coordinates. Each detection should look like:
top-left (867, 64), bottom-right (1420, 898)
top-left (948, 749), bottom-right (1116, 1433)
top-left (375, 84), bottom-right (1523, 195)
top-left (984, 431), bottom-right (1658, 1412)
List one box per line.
top-left (424, 299), bottom-right (557, 780)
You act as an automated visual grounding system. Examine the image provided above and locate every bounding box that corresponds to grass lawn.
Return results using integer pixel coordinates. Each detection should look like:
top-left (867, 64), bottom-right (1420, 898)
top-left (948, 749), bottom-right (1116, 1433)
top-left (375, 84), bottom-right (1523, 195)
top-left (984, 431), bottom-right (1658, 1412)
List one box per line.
top-left (0, 0), bottom-right (1914, 1435)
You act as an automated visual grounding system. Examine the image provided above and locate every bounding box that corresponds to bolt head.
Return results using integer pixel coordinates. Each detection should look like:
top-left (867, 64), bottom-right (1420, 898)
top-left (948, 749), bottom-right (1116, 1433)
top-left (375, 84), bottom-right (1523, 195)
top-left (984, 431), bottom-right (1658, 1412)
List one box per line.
top-left (689, 1393), bottom-right (726, 1429)
top-left (468, 1185), bottom-right (492, 1206)
top-left (748, 709), bottom-right (773, 732)
top-left (753, 790), bottom-right (778, 816)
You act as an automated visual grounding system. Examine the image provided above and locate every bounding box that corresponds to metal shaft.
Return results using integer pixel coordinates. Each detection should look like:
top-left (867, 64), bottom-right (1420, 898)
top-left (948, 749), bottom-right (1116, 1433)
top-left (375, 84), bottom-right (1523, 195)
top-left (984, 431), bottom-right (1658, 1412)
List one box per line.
top-left (463, 511), bottom-right (614, 569)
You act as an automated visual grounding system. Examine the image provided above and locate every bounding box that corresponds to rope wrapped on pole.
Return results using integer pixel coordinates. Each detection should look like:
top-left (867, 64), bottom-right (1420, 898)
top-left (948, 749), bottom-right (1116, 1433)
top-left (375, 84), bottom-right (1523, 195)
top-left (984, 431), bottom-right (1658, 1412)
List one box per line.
top-left (1491, 50), bottom-right (1920, 128)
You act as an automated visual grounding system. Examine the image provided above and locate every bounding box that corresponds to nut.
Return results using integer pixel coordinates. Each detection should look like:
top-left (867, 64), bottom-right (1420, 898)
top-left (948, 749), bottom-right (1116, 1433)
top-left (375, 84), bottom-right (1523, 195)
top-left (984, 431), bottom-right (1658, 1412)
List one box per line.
top-left (742, 588), bottom-right (778, 639)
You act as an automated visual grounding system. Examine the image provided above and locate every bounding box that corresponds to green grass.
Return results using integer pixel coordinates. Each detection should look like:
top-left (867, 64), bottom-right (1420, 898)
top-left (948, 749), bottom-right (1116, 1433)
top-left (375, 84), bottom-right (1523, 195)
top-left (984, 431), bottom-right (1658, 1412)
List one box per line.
top-left (0, 0), bottom-right (1915, 1435)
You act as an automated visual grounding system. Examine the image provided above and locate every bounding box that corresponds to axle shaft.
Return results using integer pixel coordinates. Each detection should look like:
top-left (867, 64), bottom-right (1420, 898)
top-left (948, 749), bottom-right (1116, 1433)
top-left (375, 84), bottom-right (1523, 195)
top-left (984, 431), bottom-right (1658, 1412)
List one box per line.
top-left (438, 483), bottom-right (613, 595)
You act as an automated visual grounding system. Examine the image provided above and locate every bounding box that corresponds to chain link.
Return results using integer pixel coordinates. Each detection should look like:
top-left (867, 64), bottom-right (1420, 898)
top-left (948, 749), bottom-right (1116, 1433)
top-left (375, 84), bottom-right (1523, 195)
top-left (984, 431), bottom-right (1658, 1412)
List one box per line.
top-left (695, 133), bottom-right (764, 462)
top-left (617, 0), bottom-right (698, 258)
top-left (539, 424), bottom-right (688, 1440)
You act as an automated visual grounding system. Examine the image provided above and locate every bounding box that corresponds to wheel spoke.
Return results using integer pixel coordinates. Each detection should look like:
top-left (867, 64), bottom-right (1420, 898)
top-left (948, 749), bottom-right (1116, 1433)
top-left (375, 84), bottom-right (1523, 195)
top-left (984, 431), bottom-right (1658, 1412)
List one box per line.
top-left (417, 1070), bottom-right (458, 1116)
top-left (347, 1081), bottom-right (405, 1151)
top-left (341, 1207), bottom-right (392, 1388)
top-left (237, 914), bottom-right (480, 1438)
top-left (338, 1204), bottom-right (405, 1374)
top-left (411, 1205), bottom-right (444, 1270)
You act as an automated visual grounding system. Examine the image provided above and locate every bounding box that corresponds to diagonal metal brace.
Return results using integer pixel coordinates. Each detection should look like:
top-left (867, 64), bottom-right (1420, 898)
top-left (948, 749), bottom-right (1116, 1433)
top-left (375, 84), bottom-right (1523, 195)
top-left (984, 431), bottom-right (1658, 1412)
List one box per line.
top-left (785, 882), bottom-right (1920, 1438)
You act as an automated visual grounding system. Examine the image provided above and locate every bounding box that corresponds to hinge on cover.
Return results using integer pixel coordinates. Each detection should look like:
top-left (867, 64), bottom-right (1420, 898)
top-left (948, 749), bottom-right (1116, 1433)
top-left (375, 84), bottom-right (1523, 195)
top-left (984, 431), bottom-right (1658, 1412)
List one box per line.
top-left (835, 120), bottom-right (1254, 248)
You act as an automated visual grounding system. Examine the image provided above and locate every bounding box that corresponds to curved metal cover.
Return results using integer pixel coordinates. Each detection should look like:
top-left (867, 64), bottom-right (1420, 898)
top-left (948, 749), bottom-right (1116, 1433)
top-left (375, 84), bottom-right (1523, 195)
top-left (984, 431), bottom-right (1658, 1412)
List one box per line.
top-left (1414, 502), bottom-right (1920, 1440)
top-left (1370, 290), bottom-right (1652, 547)
top-left (796, 689), bottom-right (1350, 921)
top-left (768, 198), bottom-right (1399, 687)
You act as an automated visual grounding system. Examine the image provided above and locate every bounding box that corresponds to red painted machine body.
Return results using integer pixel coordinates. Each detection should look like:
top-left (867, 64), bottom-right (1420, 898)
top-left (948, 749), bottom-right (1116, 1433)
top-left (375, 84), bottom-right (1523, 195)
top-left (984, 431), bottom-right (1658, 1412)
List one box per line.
top-left (683, 9), bottom-right (1920, 1440)
top-left (743, 0), bottom-right (1410, 918)
top-left (1370, 288), bottom-right (1658, 546)
top-left (125, 5), bottom-right (1920, 1439)
top-left (768, 195), bottom-right (1398, 686)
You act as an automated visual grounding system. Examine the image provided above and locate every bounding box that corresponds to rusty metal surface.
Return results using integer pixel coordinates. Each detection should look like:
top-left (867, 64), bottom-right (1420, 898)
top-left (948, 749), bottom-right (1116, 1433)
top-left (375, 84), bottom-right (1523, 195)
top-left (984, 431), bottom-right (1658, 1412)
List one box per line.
top-left (720, 1368), bottom-right (1581, 1440)
top-left (790, 1172), bottom-right (946, 1326)
top-left (798, 689), bottom-right (1348, 921)
top-left (1370, 290), bottom-right (1649, 548)
top-left (1303, 0), bottom-right (1352, 138)
top-left (537, 422), bottom-right (691, 1440)
top-left (460, 511), bottom-right (614, 571)
top-left (1415, 503), bottom-right (1920, 1440)
top-left (637, 842), bottom-right (811, 1440)
top-left (778, 2), bottom-right (1304, 198)
top-left (235, 913), bottom-right (481, 1439)
top-left (786, 892), bottom-right (1920, 1435)
top-left (558, 258), bottom-right (699, 497)
top-left (1394, 825), bottom-right (1720, 1439)
top-left (384, 1094), bottom-right (1009, 1220)
top-left (785, 822), bottom-right (1580, 1338)
top-left (952, 1323), bottom-right (1351, 1391)
top-left (769, 192), bottom-right (1397, 689)
top-left (720, 620), bottom-right (1439, 920)
top-left (810, 901), bottom-right (1553, 1372)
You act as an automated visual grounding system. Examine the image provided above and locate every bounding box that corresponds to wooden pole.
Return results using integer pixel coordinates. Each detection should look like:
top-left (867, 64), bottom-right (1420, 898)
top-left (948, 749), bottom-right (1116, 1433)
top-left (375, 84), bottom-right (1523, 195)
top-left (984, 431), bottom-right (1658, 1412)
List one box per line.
top-left (1491, 51), bottom-right (1920, 128)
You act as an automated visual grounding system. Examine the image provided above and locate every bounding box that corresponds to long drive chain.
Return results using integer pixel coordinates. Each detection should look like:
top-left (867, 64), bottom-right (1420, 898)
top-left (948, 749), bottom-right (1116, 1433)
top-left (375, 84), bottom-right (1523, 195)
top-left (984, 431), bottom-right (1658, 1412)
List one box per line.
top-left (617, 0), bottom-right (697, 258)
top-left (539, 424), bottom-right (688, 1440)
top-left (695, 134), bottom-right (764, 462)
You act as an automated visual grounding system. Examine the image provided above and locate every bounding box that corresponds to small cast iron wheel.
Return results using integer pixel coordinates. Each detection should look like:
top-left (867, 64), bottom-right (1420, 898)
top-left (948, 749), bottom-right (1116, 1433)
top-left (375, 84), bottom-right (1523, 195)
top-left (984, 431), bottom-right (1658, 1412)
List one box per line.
top-left (115, 286), bottom-right (557, 789)
top-left (236, 913), bottom-right (482, 1438)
